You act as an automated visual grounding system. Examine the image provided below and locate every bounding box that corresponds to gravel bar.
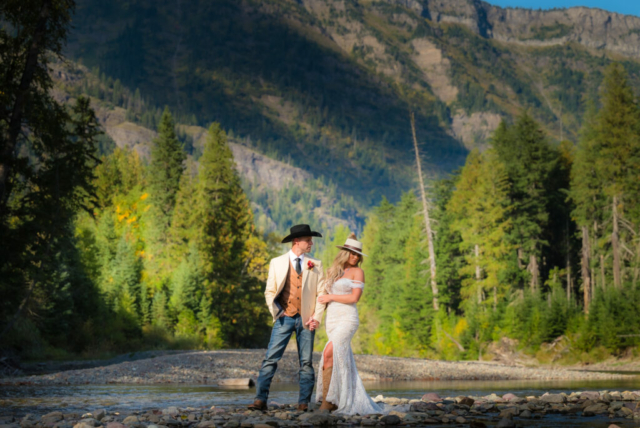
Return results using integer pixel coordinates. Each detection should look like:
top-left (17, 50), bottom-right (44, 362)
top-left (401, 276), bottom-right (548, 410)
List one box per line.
top-left (1, 350), bottom-right (632, 386)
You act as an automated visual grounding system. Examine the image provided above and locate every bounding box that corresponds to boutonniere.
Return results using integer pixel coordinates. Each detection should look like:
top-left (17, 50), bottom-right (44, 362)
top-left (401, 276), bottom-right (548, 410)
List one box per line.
top-left (307, 260), bottom-right (315, 270)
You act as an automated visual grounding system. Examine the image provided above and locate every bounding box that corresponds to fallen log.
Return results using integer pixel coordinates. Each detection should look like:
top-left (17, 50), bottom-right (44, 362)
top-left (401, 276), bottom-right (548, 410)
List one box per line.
top-left (217, 378), bottom-right (255, 387)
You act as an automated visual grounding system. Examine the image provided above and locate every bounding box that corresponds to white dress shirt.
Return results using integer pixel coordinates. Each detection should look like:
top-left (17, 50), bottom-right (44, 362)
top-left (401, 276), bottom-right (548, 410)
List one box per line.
top-left (289, 250), bottom-right (305, 271)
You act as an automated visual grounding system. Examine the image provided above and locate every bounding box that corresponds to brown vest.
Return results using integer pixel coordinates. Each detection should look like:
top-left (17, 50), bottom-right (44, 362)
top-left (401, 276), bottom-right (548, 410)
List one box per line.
top-left (278, 261), bottom-right (303, 317)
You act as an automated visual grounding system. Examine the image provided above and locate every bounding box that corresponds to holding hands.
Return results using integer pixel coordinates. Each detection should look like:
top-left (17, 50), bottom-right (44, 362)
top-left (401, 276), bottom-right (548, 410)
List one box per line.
top-left (305, 317), bottom-right (320, 331)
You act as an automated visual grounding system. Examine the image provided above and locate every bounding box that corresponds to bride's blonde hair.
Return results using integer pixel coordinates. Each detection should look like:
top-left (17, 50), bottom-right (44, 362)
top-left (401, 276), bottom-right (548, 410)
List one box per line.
top-left (325, 232), bottom-right (362, 292)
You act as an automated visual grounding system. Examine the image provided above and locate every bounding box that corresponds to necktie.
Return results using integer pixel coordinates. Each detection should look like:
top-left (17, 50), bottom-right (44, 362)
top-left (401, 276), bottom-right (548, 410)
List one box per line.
top-left (295, 258), bottom-right (302, 275)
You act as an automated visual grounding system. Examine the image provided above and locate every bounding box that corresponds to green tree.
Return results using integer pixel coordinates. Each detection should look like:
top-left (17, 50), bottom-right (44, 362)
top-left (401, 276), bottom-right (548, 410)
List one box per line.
top-left (447, 150), bottom-right (512, 309)
top-left (192, 123), bottom-right (266, 343)
top-left (492, 114), bottom-right (557, 291)
top-left (147, 107), bottom-right (185, 261)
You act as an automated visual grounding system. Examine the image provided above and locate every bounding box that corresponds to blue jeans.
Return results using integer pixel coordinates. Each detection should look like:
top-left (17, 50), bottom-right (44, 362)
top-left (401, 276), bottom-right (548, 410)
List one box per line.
top-left (255, 314), bottom-right (316, 404)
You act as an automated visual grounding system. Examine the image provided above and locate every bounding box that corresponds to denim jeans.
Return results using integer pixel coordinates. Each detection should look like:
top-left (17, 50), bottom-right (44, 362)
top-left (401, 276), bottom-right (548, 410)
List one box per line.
top-left (255, 314), bottom-right (316, 404)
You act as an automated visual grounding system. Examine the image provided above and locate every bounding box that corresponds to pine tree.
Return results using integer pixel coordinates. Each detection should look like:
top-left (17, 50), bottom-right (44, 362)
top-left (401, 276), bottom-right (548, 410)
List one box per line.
top-left (151, 291), bottom-right (169, 328)
top-left (169, 247), bottom-right (202, 314)
top-left (147, 107), bottom-right (186, 255)
top-left (447, 150), bottom-right (512, 309)
top-left (192, 123), bottom-right (256, 342)
top-left (592, 64), bottom-right (640, 290)
top-left (432, 176), bottom-right (463, 312)
top-left (109, 233), bottom-right (143, 317)
top-left (570, 104), bottom-right (603, 311)
top-left (169, 160), bottom-right (199, 256)
top-left (492, 114), bottom-right (556, 291)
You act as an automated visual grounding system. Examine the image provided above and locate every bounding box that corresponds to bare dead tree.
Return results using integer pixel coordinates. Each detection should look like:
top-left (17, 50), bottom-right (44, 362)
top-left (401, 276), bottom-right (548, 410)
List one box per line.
top-left (410, 112), bottom-right (439, 311)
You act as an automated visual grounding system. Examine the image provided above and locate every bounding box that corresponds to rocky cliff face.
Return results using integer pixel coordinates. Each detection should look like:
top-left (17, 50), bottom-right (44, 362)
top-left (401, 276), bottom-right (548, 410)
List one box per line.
top-left (400, 0), bottom-right (640, 59)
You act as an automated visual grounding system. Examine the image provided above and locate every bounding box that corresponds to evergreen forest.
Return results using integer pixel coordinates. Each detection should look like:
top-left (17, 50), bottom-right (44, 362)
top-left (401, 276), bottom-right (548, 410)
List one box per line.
top-left (2, 1), bottom-right (640, 366)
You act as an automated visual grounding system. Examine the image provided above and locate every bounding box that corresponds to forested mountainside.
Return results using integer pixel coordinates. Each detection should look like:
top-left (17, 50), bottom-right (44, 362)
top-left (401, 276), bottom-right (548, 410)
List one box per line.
top-left (65, 0), bottom-right (640, 209)
top-left (51, 60), bottom-right (364, 234)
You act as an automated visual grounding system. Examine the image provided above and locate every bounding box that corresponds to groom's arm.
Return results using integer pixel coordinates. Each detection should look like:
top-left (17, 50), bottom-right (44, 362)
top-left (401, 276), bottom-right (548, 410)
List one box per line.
top-left (312, 261), bottom-right (328, 324)
top-left (264, 260), bottom-right (277, 306)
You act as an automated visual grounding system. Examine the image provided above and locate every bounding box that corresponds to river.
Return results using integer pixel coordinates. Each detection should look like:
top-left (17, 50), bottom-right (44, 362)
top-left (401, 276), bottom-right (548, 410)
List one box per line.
top-left (2, 377), bottom-right (640, 427)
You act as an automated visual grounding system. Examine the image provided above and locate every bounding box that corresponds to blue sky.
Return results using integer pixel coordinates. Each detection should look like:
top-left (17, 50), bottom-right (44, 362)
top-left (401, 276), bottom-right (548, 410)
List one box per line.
top-left (486, 0), bottom-right (640, 17)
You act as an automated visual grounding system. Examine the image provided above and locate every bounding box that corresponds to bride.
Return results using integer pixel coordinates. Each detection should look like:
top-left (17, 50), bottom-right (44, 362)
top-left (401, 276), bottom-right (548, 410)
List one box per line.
top-left (315, 233), bottom-right (382, 415)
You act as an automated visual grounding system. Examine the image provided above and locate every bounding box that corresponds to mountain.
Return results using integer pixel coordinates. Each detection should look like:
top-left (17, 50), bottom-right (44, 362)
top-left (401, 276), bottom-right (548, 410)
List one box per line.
top-left (63, 0), bottom-right (640, 209)
top-left (51, 59), bottom-right (363, 233)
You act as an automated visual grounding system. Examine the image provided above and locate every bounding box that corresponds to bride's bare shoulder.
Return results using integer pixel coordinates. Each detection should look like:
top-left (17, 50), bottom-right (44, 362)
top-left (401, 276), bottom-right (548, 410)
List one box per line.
top-left (348, 267), bottom-right (365, 282)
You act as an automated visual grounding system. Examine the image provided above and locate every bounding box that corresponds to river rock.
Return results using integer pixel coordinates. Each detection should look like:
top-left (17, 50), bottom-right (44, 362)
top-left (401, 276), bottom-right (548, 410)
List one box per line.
top-left (502, 393), bottom-right (520, 402)
top-left (608, 425), bottom-right (622, 428)
top-left (410, 401), bottom-right (439, 412)
top-left (583, 403), bottom-right (609, 416)
top-left (622, 391), bottom-right (639, 401)
top-left (421, 393), bottom-right (442, 402)
top-left (455, 416), bottom-right (466, 423)
top-left (619, 407), bottom-right (633, 416)
top-left (540, 393), bottom-right (565, 403)
top-left (222, 421), bottom-right (239, 428)
top-left (496, 418), bottom-right (515, 428)
top-left (298, 414), bottom-right (333, 425)
top-left (105, 423), bottom-right (125, 428)
top-left (609, 401), bottom-right (624, 411)
top-left (43, 413), bottom-right (63, 424)
top-left (162, 408), bottom-right (178, 417)
top-left (455, 396), bottom-right (474, 406)
top-left (484, 393), bottom-right (503, 402)
top-left (602, 392), bottom-right (613, 402)
top-left (580, 391), bottom-right (600, 400)
top-left (520, 409), bottom-right (532, 419)
top-left (122, 417), bottom-right (139, 426)
top-left (499, 407), bottom-right (519, 418)
top-left (380, 415), bottom-right (401, 425)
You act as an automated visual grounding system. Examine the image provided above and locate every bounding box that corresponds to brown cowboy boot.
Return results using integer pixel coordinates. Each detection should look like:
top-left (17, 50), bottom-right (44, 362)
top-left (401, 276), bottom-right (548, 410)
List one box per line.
top-left (248, 399), bottom-right (267, 411)
top-left (318, 366), bottom-right (338, 411)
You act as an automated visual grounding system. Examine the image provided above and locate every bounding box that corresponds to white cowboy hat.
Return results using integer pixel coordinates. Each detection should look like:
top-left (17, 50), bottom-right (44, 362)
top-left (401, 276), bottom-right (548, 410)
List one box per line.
top-left (336, 238), bottom-right (368, 257)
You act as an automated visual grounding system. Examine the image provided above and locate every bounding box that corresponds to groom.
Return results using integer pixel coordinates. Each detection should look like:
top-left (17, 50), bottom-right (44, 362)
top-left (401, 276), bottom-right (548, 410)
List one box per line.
top-left (249, 224), bottom-right (328, 411)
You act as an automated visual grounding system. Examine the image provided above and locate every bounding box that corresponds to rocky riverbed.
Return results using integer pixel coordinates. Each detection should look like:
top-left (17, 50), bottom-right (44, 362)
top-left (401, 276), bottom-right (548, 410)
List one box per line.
top-left (0, 350), bottom-right (631, 386)
top-left (2, 390), bottom-right (640, 428)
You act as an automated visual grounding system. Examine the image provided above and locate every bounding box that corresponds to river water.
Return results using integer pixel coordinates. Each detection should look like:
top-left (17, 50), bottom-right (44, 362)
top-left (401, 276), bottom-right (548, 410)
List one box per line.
top-left (2, 377), bottom-right (640, 427)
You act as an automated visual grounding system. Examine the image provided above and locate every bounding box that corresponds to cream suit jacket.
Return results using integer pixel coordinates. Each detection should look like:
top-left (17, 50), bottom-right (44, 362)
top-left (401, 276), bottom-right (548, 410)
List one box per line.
top-left (264, 253), bottom-right (327, 329)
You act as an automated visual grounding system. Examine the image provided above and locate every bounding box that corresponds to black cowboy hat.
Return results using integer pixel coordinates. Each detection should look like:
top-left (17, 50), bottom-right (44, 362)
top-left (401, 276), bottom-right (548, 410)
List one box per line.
top-left (281, 224), bottom-right (322, 243)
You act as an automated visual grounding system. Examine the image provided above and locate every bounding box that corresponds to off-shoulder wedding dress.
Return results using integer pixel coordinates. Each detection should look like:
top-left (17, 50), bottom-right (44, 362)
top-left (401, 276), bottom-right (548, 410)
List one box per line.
top-left (315, 278), bottom-right (382, 415)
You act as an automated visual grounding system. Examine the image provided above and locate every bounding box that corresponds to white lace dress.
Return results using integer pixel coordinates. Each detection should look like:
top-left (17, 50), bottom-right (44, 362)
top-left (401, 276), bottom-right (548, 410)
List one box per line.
top-left (315, 278), bottom-right (382, 415)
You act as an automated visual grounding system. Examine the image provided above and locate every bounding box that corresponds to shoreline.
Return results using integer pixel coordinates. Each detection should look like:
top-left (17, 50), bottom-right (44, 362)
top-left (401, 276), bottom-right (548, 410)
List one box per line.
top-left (2, 350), bottom-right (634, 386)
top-left (2, 390), bottom-right (640, 427)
